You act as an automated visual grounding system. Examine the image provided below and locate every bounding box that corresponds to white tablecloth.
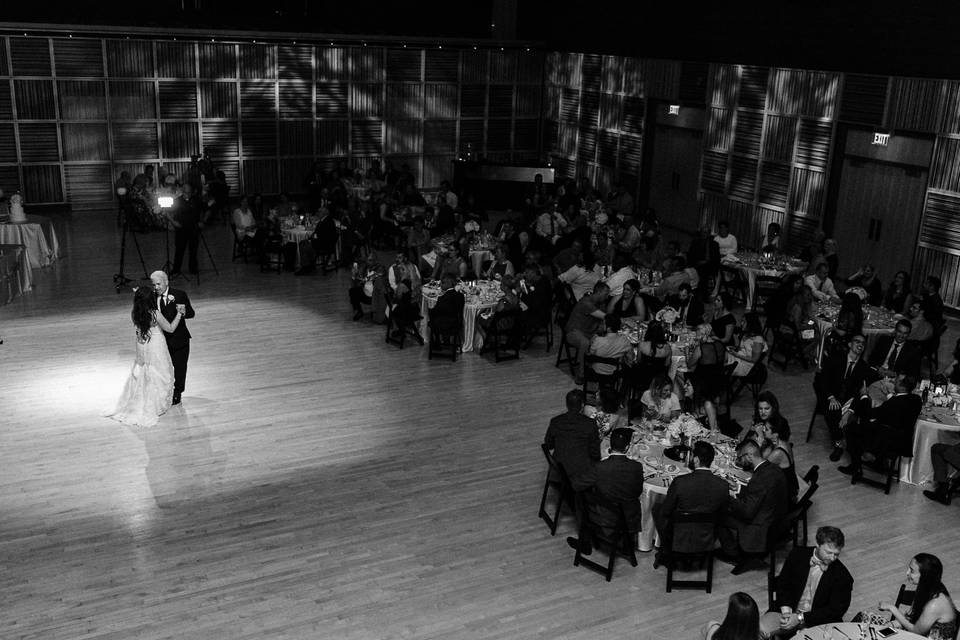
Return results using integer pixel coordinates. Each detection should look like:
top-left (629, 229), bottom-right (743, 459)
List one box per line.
top-left (722, 254), bottom-right (806, 310)
top-left (419, 291), bottom-right (498, 353)
top-left (0, 244), bottom-right (32, 301)
top-left (469, 248), bottom-right (494, 278)
top-left (904, 407), bottom-right (960, 485)
top-left (806, 622), bottom-right (925, 640)
top-left (815, 304), bottom-right (896, 366)
top-left (0, 215), bottom-right (61, 268)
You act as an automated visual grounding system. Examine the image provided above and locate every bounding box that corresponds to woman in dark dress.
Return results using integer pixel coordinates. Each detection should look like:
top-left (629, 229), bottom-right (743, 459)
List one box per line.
top-left (882, 270), bottom-right (914, 315)
top-left (607, 278), bottom-right (647, 321)
top-left (711, 292), bottom-right (738, 346)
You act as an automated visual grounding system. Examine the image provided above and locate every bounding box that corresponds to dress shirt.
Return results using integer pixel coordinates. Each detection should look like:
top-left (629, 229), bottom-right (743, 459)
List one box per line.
top-left (535, 211), bottom-right (566, 239)
top-left (588, 332), bottom-right (633, 375)
top-left (804, 274), bottom-right (838, 301)
top-left (883, 341), bottom-right (903, 370)
top-left (714, 233), bottom-right (738, 256)
top-left (604, 266), bottom-right (637, 297)
top-left (559, 265), bottom-right (601, 302)
top-left (797, 555), bottom-right (827, 613)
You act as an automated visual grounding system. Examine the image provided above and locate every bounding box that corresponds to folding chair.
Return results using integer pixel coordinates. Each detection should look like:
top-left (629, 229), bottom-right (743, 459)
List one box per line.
top-left (573, 489), bottom-right (639, 582)
top-left (538, 443), bottom-right (576, 535)
top-left (664, 511), bottom-right (720, 593)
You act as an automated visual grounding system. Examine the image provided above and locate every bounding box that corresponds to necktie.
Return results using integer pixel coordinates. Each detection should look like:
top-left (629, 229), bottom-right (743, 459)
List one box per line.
top-left (845, 360), bottom-right (853, 380)
top-left (888, 343), bottom-right (901, 368)
top-left (810, 555), bottom-right (827, 572)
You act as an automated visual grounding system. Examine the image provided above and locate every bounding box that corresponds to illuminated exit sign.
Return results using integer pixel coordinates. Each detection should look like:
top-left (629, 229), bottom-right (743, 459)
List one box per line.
top-left (668, 104), bottom-right (680, 115)
top-left (872, 132), bottom-right (890, 146)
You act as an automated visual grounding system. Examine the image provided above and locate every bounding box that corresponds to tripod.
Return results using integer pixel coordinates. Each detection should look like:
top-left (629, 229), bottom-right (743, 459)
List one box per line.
top-left (113, 209), bottom-right (149, 292)
top-left (162, 210), bottom-right (219, 285)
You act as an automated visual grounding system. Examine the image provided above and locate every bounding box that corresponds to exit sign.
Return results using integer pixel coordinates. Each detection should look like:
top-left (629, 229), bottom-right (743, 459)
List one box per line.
top-left (872, 132), bottom-right (890, 146)
top-left (668, 104), bottom-right (680, 115)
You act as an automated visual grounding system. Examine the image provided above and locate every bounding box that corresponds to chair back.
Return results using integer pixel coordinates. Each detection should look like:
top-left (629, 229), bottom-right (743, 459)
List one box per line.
top-left (555, 282), bottom-right (577, 326)
top-left (802, 464), bottom-right (820, 485)
top-left (581, 488), bottom-right (631, 544)
top-left (895, 583), bottom-right (916, 609)
top-left (668, 510), bottom-right (720, 554)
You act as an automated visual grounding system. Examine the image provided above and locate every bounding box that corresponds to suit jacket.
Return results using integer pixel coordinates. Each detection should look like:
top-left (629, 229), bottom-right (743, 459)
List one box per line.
top-left (594, 454), bottom-right (645, 532)
top-left (520, 275), bottom-right (553, 324)
top-left (867, 336), bottom-right (922, 379)
top-left (855, 392), bottom-right (923, 453)
top-left (775, 546), bottom-right (854, 627)
top-left (814, 354), bottom-right (872, 407)
top-left (668, 295), bottom-right (705, 328)
top-left (544, 411), bottom-right (600, 490)
top-left (658, 468), bottom-right (729, 552)
top-left (430, 289), bottom-right (465, 334)
top-left (158, 287), bottom-right (194, 348)
top-left (728, 460), bottom-right (787, 553)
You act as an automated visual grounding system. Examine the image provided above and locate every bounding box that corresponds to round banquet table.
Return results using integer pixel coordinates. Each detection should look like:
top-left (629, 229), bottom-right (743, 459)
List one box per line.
top-left (815, 301), bottom-right (896, 366)
top-left (904, 405), bottom-right (960, 485)
top-left (620, 318), bottom-right (697, 377)
top-left (722, 252), bottom-right (807, 310)
top-left (0, 244), bottom-right (32, 301)
top-left (803, 622), bottom-right (925, 640)
top-left (597, 421), bottom-right (746, 552)
top-left (419, 280), bottom-right (501, 353)
top-left (0, 215), bottom-right (61, 269)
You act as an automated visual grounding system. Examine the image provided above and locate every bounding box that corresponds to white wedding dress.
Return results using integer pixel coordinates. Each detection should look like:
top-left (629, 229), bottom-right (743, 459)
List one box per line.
top-left (107, 324), bottom-right (175, 427)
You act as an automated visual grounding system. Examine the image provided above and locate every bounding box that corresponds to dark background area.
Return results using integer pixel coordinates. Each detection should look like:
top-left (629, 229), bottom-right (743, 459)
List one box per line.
top-left (1, 1), bottom-right (958, 78)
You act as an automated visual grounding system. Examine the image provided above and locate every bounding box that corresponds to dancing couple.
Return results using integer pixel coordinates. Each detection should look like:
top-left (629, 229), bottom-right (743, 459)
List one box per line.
top-left (107, 271), bottom-right (195, 427)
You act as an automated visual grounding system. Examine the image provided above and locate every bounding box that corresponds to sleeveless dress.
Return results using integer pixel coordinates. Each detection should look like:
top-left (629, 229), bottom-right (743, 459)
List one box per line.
top-left (107, 324), bottom-right (175, 427)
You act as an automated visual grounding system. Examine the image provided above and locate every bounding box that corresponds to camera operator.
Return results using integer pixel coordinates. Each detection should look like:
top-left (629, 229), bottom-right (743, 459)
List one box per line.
top-left (168, 183), bottom-right (202, 276)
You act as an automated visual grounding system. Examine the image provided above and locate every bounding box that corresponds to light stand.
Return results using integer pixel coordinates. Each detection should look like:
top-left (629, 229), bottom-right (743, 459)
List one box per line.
top-left (113, 188), bottom-right (148, 292)
top-left (194, 223), bottom-right (219, 285)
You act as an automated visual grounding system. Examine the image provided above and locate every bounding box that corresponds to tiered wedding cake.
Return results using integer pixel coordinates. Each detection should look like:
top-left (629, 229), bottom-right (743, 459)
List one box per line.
top-left (9, 192), bottom-right (25, 222)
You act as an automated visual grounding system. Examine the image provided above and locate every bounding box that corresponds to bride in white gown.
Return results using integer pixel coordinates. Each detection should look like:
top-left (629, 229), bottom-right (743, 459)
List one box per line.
top-left (107, 286), bottom-right (185, 427)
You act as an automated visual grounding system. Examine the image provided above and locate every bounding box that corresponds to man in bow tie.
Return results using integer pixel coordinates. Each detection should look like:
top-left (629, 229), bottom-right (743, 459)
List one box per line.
top-left (150, 270), bottom-right (195, 405)
top-left (759, 526), bottom-right (854, 637)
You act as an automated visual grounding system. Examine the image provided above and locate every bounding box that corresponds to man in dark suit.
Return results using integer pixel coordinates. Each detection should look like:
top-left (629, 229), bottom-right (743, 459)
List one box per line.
top-left (813, 334), bottom-right (873, 461)
top-left (150, 270), bottom-right (196, 405)
top-left (592, 428), bottom-right (645, 536)
top-left (840, 374), bottom-right (923, 479)
top-left (668, 283), bottom-right (705, 328)
top-left (544, 389), bottom-right (601, 554)
top-left (654, 440), bottom-right (729, 567)
top-left (717, 440), bottom-right (788, 574)
top-left (920, 275), bottom-right (945, 330)
top-left (429, 274), bottom-right (465, 339)
top-left (519, 264), bottom-right (553, 333)
top-left (867, 319), bottom-right (922, 380)
top-left (759, 526), bottom-right (854, 637)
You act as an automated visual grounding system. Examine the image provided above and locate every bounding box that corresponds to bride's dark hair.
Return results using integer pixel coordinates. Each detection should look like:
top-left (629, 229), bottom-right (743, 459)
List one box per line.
top-left (131, 287), bottom-right (156, 341)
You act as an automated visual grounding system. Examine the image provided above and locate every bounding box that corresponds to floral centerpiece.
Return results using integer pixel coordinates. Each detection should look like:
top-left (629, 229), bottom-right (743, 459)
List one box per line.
top-left (655, 306), bottom-right (678, 325)
top-left (665, 413), bottom-right (707, 443)
top-left (594, 411), bottom-right (613, 437)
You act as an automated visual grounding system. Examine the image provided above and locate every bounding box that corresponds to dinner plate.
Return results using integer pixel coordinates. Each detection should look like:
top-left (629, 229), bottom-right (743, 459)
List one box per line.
top-left (633, 443), bottom-right (650, 453)
top-left (663, 463), bottom-right (680, 474)
top-left (642, 455), bottom-right (660, 466)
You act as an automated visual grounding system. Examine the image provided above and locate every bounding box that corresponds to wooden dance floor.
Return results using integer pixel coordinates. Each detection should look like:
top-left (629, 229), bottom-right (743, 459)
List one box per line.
top-left (1, 211), bottom-right (956, 639)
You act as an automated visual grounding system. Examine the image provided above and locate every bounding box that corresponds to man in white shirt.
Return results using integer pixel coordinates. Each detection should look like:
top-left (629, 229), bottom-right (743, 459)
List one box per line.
top-left (558, 258), bottom-right (602, 302)
top-left (603, 255), bottom-right (637, 297)
top-left (587, 315), bottom-right (635, 375)
top-left (714, 221), bottom-right (738, 257)
top-left (804, 262), bottom-right (839, 302)
top-left (535, 207), bottom-right (567, 245)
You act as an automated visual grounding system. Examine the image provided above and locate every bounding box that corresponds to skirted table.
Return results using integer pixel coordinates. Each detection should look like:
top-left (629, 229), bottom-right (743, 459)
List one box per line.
top-left (0, 244), bottom-right (32, 303)
top-left (0, 215), bottom-right (61, 269)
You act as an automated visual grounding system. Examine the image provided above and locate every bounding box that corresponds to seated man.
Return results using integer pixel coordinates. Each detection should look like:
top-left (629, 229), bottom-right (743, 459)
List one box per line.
top-left (654, 440), bottom-right (729, 566)
top-left (544, 389), bottom-right (600, 492)
top-left (519, 265), bottom-right (553, 326)
top-left (905, 300), bottom-right (934, 344)
top-left (867, 319), bottom-right (921, 380)
top-left (840, 374), bottom-right (922, 479)
top-left (429, 274), bottom-right (466, 339)
top-left (587, 315), bottom-right (635, 376)
top-left (717, 440), bottom-right (787, 574)
top-left (573, 427), bottom-right (646, 552)
top-left (920, 275), bottom-right (945, 331)
top-left (557, 251), bottom-right (601, 302)
top-left (668, 283), bottom-right (705, 328)
top-left (924, 441), bottom-right (960, 505)
top-left (760, 526), bottom-right (853, 638)
top-left (804, 261), bottom-right (840, 303)
top-left (813, 334), bottom-right (872, 462)
top-left (714, 220), bottom-right (738, 257)
top-left (564, 282), bottom-right (609, 384)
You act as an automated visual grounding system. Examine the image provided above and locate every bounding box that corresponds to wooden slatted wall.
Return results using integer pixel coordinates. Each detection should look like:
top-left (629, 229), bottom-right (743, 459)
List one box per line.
top-left (698, 64), bottom-right (841, 252)
top-left (0, 35), bottom-right (544, 209)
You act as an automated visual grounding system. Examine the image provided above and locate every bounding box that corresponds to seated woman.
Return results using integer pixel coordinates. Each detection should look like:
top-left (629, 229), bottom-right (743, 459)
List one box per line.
top-left (880, 554), bottom-right (957, 640)
top-left (763, 420), bottom-right (799, 505)
top-left (711, 292), bottom-right (738, 346)
top-left (482, 242), bottom-right (515, 281)
top-left (823, 291), bottom-right (864, 362)
top-left (676, 373), bottom-right (718, 430)
top-left (760, 222), bottom-right (781, 253)
top-left (232, 194), bottom-right (266, 256)
top-left (607, 277), bottom-right (647, 321)
top-left (639, 374), bottom-right (682, 422)
top-left (583, 388), bottom-right (629, 436)
top-left (689, 323), bottom-right (728, 402)
top-left (432, 243), bottom-right (468, 281)
top-left (727, 312), bottom-right (768, 378)
top-left (703, 591), bottom-right (761, 640)
top-left (475, 274), bottom-right (521, 347)
top-left (784, 284), bottom-right (819, 364)
top-left (626, 320), bottom-right (672, 395)
top-left (883, 270), bottom-right (915, 315)
top-left (741, 391), bottom-right (791, 456)
top-left (845, 264), bottom-right (884, 306)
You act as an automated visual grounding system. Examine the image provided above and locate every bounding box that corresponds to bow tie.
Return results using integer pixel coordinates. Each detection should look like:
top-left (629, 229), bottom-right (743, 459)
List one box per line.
top-left (810, 556), bottom-right (828, 571)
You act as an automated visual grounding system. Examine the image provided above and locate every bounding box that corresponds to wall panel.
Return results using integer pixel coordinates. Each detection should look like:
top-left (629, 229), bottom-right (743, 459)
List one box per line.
top-left (61, 123), bottom-right (108, 161)
top-left (58, 80), bottom-right (107, 120)
top-left (64, 163), bottom-right (112, 209)
top-left (54, 39), bottom-right (104, 77)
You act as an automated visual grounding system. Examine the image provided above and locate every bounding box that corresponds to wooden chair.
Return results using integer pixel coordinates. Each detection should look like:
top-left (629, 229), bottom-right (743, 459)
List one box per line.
top-left (385, 293), bottom-right (424, 349)
top-left (230, 224), bottom-right (253, 263)
top-left (764, 501), bottom-right (813, 606)
top-left (554, 284), bottom-right (578, 373)
top-left (480, 308), bottom-right (523, 362)
top-left (664, 511), bottom-right (720, 593)
top-left (538, 443), bottom-right (576, 536)
top-left (522, 307), bottom-right (554, 352)
top-left (730, 353), bottom-right (769, 404)
top-left (752, 275), bottom-right (783, 317)
top-left (850, 424), bottom-right (914, 495)
top-left (796, 465), bottom-right (819, 546)
top-left (428, 312), bottom-right (463, 361)
top-left (259, 235), bottom-right (283, 273)
top-left (573, 489), bottom-right (639, 582)
top-left (719, 265), bottom-right (749, 307)
top-left (582, 355), bottom-right (622, 405)
top-left (717, 362), bottom-right (739, 417)
top-left (769, 320), bottom-right (814, 371)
